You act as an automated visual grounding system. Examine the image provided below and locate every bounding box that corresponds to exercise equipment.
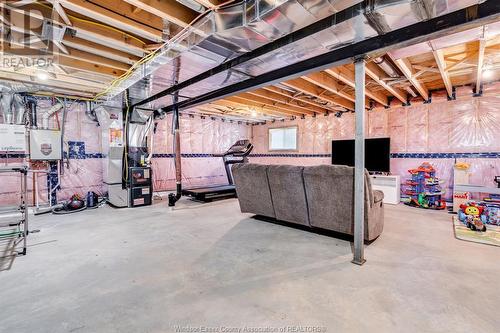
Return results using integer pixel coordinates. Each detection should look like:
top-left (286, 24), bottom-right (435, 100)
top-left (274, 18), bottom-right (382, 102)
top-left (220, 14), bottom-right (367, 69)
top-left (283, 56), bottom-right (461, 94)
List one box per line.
top-left (181, 140), bottom-right (253, 202)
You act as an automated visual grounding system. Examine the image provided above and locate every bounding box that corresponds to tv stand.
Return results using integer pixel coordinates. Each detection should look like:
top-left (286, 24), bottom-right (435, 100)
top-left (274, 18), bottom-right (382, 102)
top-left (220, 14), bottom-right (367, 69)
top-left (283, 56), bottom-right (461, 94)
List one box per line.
top-left (370, 174), bottom-right (400, 205)
top-left (369, 171), bottom-right (390, 176)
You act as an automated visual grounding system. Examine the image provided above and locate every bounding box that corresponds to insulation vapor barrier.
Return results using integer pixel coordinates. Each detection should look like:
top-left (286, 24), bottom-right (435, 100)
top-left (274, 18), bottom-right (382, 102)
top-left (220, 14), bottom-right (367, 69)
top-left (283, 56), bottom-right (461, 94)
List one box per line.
top-left (1, 83), bottom-right (498, 205)
top-left (0, 97), bottom-right (251, 206)
top-left (151, 114), bottom-right (251, 191)
top-left (249, 84), bottom-right (500, 200)
top-left (0, 98), bottom-right (104, 206)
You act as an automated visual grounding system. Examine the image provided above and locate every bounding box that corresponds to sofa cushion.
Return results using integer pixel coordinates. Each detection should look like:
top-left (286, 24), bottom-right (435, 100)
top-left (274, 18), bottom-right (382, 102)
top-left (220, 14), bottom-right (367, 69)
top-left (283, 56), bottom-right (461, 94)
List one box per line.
top-left (267, 165), bottom-right (309, 226)
top-left (303, 165), bottom-right (355, 234)
top-left (232, 163), bottom-right (275, 218)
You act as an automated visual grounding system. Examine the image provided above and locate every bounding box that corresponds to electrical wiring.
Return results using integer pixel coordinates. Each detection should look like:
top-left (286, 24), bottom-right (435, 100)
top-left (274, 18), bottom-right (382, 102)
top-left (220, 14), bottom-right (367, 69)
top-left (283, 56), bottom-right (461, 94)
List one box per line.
top-left (91, 0), bottom-right (238, 101)
top-left (31, 0), bottom-right (238, 101)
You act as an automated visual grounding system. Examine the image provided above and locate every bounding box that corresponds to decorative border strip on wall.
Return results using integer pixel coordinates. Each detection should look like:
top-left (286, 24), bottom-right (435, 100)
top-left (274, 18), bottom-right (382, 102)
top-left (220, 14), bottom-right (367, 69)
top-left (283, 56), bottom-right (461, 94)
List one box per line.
top-left (249, 153), bottom-right (331, 158)
top-left (250, 152), bottom-right (500, 159)
top-left (390, 152), bottom-right (500, 158)
top-left (153, 153), bottom-right (224, 158)
top-left (2, 152), bottom-right (499, 159)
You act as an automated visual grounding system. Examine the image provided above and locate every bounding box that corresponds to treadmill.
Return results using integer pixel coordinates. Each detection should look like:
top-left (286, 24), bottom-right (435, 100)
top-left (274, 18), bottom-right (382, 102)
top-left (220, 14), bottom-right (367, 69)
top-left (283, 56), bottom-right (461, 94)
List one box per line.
top-left (182, 140), bottom-right (253, 202)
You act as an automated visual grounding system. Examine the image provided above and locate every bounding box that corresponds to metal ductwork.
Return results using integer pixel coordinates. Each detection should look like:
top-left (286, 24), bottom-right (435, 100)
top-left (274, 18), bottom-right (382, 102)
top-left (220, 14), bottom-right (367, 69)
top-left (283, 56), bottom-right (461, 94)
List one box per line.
top-left (0, 93), bottom-right (27, 125)
top-left (373, 56), bottom-right (418, 97)
top-left (373, 56), bottom-right (399, 78)
top-left (0, 82), bottom-right (36, 125)
top-left (105, 0), bottom-right (482, 109)
top-left (126, 78), bottom-right (155, 148)
top-left (1, 94), bottom-right (14, 124)
top-left (12, 94), bottom-right (27, 125)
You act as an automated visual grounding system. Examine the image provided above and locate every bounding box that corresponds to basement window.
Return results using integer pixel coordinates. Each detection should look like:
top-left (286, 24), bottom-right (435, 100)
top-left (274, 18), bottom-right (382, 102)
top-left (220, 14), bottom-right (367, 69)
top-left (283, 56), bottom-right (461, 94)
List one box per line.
top-left (269, 126), bottom-right (298, 151)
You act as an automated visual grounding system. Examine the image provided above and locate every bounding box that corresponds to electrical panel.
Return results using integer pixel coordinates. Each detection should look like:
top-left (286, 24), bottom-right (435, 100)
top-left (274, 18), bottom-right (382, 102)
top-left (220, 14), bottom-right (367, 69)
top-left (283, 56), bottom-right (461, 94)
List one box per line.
top-left (29, 129), bottom-right (62, 160)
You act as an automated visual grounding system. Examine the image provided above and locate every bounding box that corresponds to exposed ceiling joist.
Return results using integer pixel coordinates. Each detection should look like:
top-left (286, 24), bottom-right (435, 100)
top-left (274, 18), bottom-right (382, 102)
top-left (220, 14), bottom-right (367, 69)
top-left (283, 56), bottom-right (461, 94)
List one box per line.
top-left (3, 3), bottom-right (148, 57)
top-left (302, 72), bottom-right (356, 103)
top-left (192, 0), bottom-right (223, 10)
top-left (283, 78), bottom-right (355, 111)
top-left (356, 62), bottom-right (408, 104)
top-left (3, 13), bottom-right (142, 66)
top-left (244, 91), bottom-right (317, 115)
top-left (196, 107), bottom-right (264, 122)
top-left (2, 41), bottom-right (125, 78)
top-left (432, 48), bottom-right (454, 98)
top-left (235, 93), bottom-right (309, 116)
top-left (123, 0), bottom-right (199, 29)
top-left (249, 88), bottom-right (329, 114)
top-left (389, 56), bottom-right (429, 101)
top-left (214, 98), bottom-right (291, 118)
top-left (49, 0), bottom-right (72, 26)
top-left (0, 69), bottom-right (107, 95)
top-left (10, 0), bottom-right (38, 7)
top-left (61, 36), bottom-right (141, 65)
top-left (325, 67), bottom-right (389, 106)
top-left (199, 104), bottom-right (274, 121)
top-left (1, 39), bottom-right (130, 72)
top-left (89, 0), bottom-right (165, 31)
top-left (54, 56), bottom-right (125, 77)
top-left (263, 86), bottom-right (338, 112)
top-left (58, 0), bottom-right (163, 42)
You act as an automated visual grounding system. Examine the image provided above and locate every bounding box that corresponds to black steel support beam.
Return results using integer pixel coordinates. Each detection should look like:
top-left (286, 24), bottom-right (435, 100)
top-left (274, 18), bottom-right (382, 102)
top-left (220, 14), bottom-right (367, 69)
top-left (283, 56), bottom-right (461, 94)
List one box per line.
top-left (132, 1), bottom-right (366, 108)
top-left (162, 0), bottom-right (499, 113)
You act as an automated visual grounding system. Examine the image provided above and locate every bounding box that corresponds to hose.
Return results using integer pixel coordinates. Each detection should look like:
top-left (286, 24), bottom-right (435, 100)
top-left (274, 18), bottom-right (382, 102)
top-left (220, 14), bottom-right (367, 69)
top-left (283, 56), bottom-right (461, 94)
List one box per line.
top-left (52, 205), bottom-right (87, 215)
top-left (50, 197), bottom-right (106, 214)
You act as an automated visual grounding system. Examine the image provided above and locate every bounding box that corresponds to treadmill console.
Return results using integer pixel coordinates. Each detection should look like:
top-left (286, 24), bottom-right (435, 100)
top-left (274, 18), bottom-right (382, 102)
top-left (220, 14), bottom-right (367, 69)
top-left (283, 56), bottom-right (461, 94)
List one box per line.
top-left (224, 139), bottom-right (253, 156)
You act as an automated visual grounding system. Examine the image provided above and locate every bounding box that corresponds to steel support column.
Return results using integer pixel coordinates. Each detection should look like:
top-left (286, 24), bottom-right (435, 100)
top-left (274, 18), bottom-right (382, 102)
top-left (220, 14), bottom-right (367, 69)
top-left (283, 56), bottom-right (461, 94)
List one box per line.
top-left (352, 57), bottom-right (366, 266)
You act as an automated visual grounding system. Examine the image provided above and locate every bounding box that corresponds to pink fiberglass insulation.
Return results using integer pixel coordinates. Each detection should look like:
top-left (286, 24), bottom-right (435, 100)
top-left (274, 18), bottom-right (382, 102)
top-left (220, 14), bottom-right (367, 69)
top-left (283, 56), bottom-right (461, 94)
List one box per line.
top-left (151, 113), bottom-right (252, 191)
top-left (1, 82), bottom-right (498, 206)
top-left (0, 98), bottom-right (103, 206)
top-left (249, 82), bottom-right (500, 200)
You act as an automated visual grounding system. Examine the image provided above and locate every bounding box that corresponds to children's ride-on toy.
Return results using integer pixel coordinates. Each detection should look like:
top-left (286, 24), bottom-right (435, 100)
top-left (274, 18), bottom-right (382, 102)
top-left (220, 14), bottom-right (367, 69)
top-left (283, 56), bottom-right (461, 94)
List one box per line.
top-left (458, 202), bottom-right (487, 232)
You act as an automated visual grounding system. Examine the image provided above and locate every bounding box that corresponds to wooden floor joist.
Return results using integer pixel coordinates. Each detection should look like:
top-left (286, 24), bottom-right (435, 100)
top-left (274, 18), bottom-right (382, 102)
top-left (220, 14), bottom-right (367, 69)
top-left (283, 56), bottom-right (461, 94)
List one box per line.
top-left (282, 78), bottom-right (355, 110)
top-left (248, 88), bottom-right (329, 114)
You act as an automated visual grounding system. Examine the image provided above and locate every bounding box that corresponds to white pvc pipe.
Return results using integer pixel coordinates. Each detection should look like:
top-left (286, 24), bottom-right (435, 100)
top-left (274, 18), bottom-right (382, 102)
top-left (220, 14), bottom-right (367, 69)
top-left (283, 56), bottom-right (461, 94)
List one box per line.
top-left (41, 103), bottom-right (63, 129)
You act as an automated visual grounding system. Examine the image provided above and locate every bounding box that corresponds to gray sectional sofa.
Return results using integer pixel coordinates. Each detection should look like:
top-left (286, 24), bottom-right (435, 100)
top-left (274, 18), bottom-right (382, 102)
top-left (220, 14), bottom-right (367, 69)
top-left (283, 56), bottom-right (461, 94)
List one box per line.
top-left (232, 164), bottom-right (384, 241)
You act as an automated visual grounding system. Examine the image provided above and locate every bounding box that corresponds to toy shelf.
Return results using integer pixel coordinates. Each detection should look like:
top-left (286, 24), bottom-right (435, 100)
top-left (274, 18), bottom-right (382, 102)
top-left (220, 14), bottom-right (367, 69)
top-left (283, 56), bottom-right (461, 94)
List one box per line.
top-left (403, 162), bottom-right (445, 210)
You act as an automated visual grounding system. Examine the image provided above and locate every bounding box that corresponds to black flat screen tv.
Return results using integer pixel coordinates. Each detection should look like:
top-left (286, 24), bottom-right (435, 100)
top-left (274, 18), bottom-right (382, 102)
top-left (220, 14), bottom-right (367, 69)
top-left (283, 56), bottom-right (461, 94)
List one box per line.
top-left (331, 138), bottom-right (390, 172)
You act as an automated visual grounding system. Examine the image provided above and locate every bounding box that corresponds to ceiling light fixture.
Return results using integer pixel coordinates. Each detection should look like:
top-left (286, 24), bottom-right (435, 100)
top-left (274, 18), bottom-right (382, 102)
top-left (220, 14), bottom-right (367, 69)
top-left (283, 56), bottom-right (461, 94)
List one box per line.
top-left (482, 68), bottom-right (494, 79)
top-left (36, 70), bottom-right (49, 81)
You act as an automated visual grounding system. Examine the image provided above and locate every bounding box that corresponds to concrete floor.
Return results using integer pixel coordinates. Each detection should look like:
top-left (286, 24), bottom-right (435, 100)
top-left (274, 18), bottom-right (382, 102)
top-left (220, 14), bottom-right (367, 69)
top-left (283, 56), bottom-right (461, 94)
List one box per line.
top-left (0, 198), bottom-right (499, 333)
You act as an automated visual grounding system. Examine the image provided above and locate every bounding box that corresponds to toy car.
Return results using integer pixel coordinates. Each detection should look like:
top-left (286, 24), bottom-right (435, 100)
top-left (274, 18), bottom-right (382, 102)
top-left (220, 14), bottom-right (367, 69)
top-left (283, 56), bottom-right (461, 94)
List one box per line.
top-left (458, 202), bottom-right (487, 232)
